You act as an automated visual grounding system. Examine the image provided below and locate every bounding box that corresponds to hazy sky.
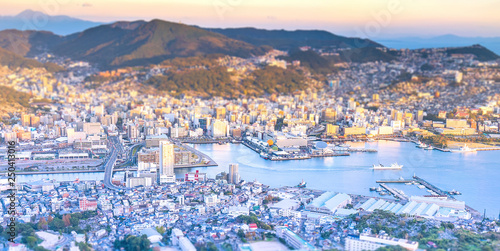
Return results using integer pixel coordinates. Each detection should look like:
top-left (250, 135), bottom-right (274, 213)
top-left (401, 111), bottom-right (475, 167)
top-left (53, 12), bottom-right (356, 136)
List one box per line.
top-left (1, 0), bottom-right (499, 38)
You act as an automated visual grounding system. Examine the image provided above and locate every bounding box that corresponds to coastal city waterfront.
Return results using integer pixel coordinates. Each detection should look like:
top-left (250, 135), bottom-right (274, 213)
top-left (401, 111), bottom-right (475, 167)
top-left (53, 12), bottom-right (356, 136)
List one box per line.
top-left (187, 141), bottom-right (500, 219)
top-left (2, 1), bottom-right (500, 250)
top-left (16, 140), bottom-right (500, 219)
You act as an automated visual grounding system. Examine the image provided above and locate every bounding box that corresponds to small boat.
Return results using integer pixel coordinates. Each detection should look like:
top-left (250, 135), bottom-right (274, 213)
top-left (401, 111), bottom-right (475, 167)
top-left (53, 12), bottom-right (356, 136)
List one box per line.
top-left (379, 192), bottom-right (387, 196)
top-left (418, 185), bottom-right (425, 189)
top-left (449, 189), bottom-right (461, 195)
top-left (369, 187), bottom-right (377, 191)
top-left (296, 180), bottom-right (307, 188)
top-left (424, 145), bottom-right (434, 150)
top-left (405, 182), bottom-right (412, 185)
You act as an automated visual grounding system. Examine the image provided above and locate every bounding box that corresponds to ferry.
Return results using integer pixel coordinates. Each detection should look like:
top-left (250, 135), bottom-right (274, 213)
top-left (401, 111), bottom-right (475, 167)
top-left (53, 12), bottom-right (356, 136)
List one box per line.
top-left (296, 180), bottom-right (307, 188)
top-left (373, 162), bottom-right (403, 170)
top-left (450, 144), bottom-right (476, 153)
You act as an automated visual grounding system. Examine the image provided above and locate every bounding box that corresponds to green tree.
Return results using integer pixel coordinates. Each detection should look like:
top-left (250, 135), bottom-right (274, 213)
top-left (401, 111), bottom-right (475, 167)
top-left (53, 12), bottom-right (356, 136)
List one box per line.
top-left (114, 234), bottom-right (151, 251)
top-left (237, 229), bottom-right (245, 238)
top-left (207, 242), bottom-right (218, 251)
top-left (48, 218), bottom-right (65, 231)
top-left (155, 226), bottom-right (166, 235)
top-left (23, 236), bottom-right (38, 249)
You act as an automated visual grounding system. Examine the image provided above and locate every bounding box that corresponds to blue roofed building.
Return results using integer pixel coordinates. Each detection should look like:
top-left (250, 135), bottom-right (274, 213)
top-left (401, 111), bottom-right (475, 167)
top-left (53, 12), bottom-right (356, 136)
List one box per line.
top-left (305, 192), bottom-right (351, 215)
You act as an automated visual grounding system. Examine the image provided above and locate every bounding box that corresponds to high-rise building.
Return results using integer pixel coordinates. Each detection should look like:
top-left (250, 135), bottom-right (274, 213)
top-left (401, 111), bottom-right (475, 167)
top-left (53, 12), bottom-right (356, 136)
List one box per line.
top-left (84, 122), bottom-right (102, 135)
top-left (159, 140), bottom-right (175, 184)
top-left (417, 110), bottom-right (424, 122)
top-left (30, 115), bottom-right (40, 127)
top-left (215, 107), bottom-right (226, 120)
top-left (21, 114), bottom-right (31, 127)
top-left (212, 120), bottom-right (228, 137)
top-left (127, 124), bottom-right (139, 141)
top-left (229, 163), bottom-right (240, 184)
top-left (323, 108), bottom-right (337, 122)
top-left (326, 124), bottom-right (339, 136)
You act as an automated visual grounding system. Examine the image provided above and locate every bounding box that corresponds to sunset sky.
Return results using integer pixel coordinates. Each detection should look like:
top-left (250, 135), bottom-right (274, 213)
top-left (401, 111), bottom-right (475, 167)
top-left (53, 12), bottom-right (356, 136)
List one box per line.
top-left (1, 0), bottom-right (499, 38)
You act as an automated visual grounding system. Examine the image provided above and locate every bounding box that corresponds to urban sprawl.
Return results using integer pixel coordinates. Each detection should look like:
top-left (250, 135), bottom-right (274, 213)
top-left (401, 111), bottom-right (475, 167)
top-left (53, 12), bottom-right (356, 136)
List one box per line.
top-left (1, 46), bottom-right (500, 250)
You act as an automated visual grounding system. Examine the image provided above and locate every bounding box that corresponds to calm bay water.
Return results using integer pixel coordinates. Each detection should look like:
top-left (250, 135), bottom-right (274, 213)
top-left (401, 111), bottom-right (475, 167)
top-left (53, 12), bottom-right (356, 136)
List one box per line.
top-left (186, 140), bottom-right (500, 219)
top-left (18, 140), bottom-right (500, 218)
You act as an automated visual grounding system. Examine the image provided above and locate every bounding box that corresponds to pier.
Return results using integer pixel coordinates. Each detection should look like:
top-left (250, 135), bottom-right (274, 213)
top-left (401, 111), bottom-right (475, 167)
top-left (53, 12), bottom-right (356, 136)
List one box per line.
top-left (309, 153), bottom-right (350, 157)
top-left (474, 147), bottom-right (500, 151)
top-left (379, 183), bottom-right (408, 201)
top-left (376, 179), bottom-right (414, 183)
top-left (242, 141), bottom-right (264, 154)
top-left (412, 175), bottom-right (454, 199)
top-left (376, 175), bottom-right (454, 199)
top-left (346, 148), bottom-right (378, 153)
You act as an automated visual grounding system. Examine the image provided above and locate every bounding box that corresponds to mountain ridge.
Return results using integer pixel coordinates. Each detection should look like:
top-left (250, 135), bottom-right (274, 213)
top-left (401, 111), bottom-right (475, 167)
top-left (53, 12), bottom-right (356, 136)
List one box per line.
top-left (204, 27), bottom-right (383, 50)
top-left (52, 19), bottom-right (271, 68)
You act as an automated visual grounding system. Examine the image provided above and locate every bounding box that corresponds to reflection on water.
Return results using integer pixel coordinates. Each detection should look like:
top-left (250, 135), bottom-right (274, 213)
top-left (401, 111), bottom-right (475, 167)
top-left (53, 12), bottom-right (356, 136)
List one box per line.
top-left (17, 140), bottom-right (500, 218)
top-left (188, 140), bottom-right (500, 218)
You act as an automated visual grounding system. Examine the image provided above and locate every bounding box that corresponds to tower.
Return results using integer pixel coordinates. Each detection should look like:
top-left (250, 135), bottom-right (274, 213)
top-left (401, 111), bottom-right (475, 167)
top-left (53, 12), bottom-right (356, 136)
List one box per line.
top-left (159, 140), bottom-right (175, 184)
top-left (229, 163), bottom-right (240, 184)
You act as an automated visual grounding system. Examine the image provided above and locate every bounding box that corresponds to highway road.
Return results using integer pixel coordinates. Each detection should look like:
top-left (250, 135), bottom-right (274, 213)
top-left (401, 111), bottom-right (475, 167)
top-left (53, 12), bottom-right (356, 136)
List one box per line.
top-left (116, 142), bottom-right (145, 168)
top-left (103, 136), bottom-right (128, 191)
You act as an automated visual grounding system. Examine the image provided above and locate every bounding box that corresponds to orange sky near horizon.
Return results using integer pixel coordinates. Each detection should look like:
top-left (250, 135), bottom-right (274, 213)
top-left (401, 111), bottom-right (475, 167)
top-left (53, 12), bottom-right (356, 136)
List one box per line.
top-left (1, 0), bottom-right (499, 37)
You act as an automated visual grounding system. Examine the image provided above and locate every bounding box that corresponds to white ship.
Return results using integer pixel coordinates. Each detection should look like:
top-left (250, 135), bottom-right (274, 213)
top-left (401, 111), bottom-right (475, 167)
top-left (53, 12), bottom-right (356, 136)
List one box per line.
top-left (450, 144), bottom-right (476, 153)
top-left (372, 162), bottom-right (403, 170)
top-left (416, 141), bottom-right (427, 148)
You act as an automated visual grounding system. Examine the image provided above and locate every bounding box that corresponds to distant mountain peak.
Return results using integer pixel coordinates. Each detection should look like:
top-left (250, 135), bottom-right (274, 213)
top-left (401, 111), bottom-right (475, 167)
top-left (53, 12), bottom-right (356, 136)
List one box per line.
top-left (1, 9), bottom-right (103, 35)
top-left (15, 9), bottom-right (46, 18)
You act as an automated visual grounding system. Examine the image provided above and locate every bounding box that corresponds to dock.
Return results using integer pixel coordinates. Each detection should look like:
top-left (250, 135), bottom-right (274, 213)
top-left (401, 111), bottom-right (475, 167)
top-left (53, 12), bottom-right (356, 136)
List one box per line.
top-left (270, 156), bottom-right (311, 161)
top-left (379, 183), bottom-right (408, 200)
top-left (434, 148), bottom-right (451, 152)
top-left (473, 147), bottom-right (500, 151)
top-left (412, 175), bottom-right (454, 199)
top-left (310, 153), bottom-right (350, 157)
top-left (346, 148), bottom-right (378, 153)
top-left (376, 179), bottom-right (413, 183)
top-left (376, 175), bottom-right (454, 199)
top-left (242, 141), bottom-right (265, 154)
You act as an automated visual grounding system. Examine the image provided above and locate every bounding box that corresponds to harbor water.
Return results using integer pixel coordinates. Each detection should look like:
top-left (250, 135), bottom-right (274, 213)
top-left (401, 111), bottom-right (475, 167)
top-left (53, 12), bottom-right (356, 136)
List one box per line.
top-left (18, 140), bottom-right (500, 218)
